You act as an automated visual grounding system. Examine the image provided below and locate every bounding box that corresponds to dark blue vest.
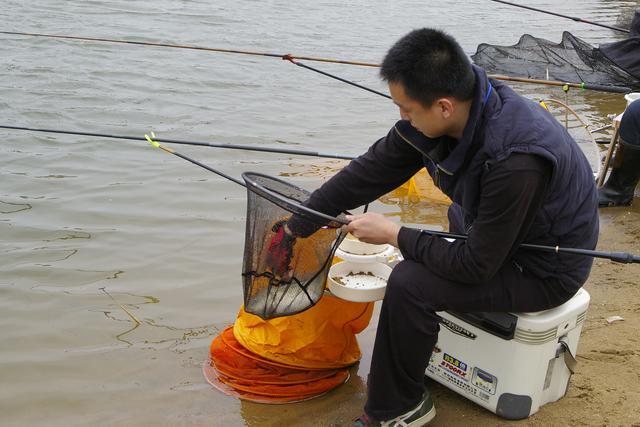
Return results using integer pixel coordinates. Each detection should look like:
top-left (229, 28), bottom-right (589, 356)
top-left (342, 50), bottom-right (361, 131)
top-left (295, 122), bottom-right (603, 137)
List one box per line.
top-left (394, 66), bottom-right (599, 288)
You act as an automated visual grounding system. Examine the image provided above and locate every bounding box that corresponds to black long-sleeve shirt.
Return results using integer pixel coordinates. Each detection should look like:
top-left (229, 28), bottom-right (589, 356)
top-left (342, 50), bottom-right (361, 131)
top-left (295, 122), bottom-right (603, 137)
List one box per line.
top-left (305, 149), bottom-right (551, 285)
top-left (397, 153), bottom-right (551, 283)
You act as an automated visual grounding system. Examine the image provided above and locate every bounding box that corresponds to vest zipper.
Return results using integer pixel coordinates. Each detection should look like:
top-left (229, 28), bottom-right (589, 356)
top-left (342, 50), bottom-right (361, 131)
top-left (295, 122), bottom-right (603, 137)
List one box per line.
top-left (393, 125), bottom-right (453, 188)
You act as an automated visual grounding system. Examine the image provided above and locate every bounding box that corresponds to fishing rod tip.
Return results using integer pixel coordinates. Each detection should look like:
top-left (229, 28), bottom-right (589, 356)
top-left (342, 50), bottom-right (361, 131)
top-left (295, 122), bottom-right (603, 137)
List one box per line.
top-left (145, 133), bottom-right (160, 148)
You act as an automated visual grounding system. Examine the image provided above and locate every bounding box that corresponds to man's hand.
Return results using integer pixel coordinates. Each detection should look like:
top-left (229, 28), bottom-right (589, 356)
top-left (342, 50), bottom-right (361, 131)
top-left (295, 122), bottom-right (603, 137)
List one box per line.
top-left (265, 220), bottom-right (297, 279)
top-left (345, 213), bottom-right (401, 247)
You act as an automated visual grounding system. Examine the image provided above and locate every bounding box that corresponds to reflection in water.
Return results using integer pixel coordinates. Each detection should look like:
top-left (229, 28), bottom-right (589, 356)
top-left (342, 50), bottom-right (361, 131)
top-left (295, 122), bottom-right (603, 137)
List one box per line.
top-left (99, 287), bottom-right (220, 351)
top-left (541, 98), bottom-right (603, 177)
top-left (279, 159), bottom-right (348, 179)
top-left (239, 365), bottom-right (367, 427)
top-left (102, 311), bottom-right (141, 347)
top-left (379, 170), bottom-right (451, 230)
top-left (0, 200), bottom-right (32, 214)
top-left (42, 230), bottom-right (91, 241)
top-left (101, 287), bottom-right (142, 325)
top-left (280, 160), bottom-right (452, 229)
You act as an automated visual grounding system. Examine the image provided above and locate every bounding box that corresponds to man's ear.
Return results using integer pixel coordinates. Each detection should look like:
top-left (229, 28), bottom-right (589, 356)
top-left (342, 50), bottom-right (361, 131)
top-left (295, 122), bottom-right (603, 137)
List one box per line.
top-left (436, 98), bottom-right (454, 119)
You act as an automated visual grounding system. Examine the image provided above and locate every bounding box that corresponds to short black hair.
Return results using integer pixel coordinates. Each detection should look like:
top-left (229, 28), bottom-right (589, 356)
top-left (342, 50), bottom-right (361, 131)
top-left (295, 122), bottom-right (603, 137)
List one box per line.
top-left (380, 28), bottom-right (475, 106)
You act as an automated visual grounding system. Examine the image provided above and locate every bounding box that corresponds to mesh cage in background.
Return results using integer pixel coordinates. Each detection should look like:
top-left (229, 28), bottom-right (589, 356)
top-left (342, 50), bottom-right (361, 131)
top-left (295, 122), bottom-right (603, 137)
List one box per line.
top-left (241, 172), bottom-right (347, 320)
top-left (472, 32), bottom-right (640, 90)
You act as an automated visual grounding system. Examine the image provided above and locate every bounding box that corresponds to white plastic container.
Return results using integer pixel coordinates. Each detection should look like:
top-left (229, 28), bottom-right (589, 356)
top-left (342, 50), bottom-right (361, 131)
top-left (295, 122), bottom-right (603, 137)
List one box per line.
top-left (335, 244), bottom-right (396, 264)
top-left (338, 234), bottom-right (390, 256)
top-left (425, 288), bottom-right (590, 419)
top-left (625, 92), bottom-right (640, 107)
top-left (336, 234), bottom-right (397, 264)
top-left (327, 261), bottom-right (391, 302)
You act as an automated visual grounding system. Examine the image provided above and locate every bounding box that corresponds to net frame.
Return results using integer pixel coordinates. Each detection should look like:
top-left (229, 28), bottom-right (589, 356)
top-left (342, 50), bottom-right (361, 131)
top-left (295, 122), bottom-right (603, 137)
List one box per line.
top-left (242, 172), bottom-right (347, 228)
top-left (241, 172), bottom-right (348, 320)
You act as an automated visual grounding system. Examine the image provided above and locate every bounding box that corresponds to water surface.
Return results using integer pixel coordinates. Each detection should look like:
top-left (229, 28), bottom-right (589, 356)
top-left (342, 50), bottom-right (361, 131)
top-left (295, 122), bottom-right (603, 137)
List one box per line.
top-left (0, 1), bottom-right (634, 425)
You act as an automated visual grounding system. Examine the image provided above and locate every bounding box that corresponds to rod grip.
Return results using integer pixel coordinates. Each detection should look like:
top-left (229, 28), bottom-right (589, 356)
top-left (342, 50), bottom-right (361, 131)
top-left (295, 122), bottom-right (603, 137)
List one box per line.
top-left (609, 252), bottom-right (640, 264)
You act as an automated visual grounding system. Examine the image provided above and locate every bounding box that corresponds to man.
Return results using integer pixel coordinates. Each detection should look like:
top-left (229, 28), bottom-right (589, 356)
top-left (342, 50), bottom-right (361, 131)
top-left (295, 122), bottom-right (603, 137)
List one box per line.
top-left (598, 10), bottom-right (640, 89)
top-left (598, 98), bottom-right (640, 207)
top-left (595, 9), bottom-right (640, 207)
top-left (276, 28), bottom-right (599, 426)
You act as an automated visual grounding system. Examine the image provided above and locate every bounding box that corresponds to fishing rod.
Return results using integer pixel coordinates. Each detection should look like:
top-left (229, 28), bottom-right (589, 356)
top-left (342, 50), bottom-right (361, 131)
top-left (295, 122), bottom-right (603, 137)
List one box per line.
top-left (0, 30), bottom-right (379, 68)
top-left (284, 56), bottom-right (391, 99)
top-left (291, 58), bottom-right (632, 99)
top-left (1, 30), bottom-right (631, 94)
top-left (0, 125), bottom-right (356, 160)
top-left (143, 135), bottom-right (640, 265)
top-left (493, 75), bottom-right (631, 94)
top-left (145, 132), bottom-right (245, 187)
top-left (420, 229), bottom-right (640, 264)
top-left (4, 35), bottom-right (630, 263)
top-left (145, 132), bottom-right (354, 226)
top-left (486, 0), bottom-right (630, 34)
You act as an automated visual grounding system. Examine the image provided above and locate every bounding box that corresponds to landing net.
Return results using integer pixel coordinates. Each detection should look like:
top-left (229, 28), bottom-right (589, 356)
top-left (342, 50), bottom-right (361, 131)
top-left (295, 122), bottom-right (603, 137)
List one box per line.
top-left (241, 172), bottom-right (347, 320)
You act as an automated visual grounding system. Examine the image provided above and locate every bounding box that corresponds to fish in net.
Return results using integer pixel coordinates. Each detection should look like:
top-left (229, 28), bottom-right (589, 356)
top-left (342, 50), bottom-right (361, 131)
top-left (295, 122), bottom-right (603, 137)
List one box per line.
top-left (241, 172), bottom-right (348, 320)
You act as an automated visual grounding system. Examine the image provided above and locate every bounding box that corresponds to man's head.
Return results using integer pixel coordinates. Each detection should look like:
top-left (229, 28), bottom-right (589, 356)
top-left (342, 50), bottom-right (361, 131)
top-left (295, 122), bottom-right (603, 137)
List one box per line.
top-left (381, 28), bottom-right (475, 138)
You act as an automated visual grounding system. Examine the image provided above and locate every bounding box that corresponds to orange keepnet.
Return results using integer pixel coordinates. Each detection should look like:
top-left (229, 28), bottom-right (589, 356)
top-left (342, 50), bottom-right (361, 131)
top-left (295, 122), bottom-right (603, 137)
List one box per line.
top-left (205, 294), bottom-right (374, 403)
top-left (204, 327), bottom-right (350, 403)
top-left (234, 294), bottom-right (374, 369)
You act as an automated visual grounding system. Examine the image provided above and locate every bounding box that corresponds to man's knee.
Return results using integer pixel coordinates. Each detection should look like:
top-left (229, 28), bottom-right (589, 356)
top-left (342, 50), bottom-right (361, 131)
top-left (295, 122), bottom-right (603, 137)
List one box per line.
top-left (386, 260), bottom-right (438, 307)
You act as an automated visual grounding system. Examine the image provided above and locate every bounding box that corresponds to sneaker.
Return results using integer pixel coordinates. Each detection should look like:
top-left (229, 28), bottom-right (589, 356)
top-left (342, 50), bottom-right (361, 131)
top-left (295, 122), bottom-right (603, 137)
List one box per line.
top-left (352, 390), bottom-right (436, 426)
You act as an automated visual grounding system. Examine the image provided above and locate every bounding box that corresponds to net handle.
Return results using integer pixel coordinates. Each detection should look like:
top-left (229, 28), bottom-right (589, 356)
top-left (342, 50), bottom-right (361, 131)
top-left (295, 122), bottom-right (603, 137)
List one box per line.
top-left (242, 172), bottom-right (349, 226)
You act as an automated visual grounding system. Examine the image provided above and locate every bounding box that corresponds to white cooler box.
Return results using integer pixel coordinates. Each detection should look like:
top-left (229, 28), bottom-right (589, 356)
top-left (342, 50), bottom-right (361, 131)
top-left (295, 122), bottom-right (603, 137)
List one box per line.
top-left (425, 288), bottom-right (590, 419)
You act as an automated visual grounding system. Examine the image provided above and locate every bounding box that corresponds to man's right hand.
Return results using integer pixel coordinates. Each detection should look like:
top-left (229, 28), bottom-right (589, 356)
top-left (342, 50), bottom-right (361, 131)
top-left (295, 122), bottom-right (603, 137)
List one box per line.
top-left (346, 213), bottom-right (401, 247)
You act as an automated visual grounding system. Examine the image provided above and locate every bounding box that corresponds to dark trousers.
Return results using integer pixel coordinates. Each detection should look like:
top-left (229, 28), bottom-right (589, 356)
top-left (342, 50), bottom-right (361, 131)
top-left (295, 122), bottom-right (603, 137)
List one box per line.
top-left (364, 253), bottom-right (578, 421)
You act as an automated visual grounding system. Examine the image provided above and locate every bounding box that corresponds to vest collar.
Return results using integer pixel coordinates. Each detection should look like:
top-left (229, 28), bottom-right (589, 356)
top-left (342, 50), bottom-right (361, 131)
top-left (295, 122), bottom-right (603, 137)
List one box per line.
top-left (438, 65), bottom-right (493, 175)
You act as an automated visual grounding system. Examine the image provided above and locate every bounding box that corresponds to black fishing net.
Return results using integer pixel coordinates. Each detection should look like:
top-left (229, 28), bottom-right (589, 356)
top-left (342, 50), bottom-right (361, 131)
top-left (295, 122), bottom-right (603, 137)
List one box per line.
top-left (241, 172), bottom-right (347, 320)
top-left (472, 31), bottom-right (640, 90)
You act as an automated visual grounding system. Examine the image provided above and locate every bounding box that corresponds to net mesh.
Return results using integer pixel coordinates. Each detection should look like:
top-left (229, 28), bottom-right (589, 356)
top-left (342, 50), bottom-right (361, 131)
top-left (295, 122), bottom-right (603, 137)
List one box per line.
top-left (241, 172), bottom-right (347, 320)
top-left (472, 31), bottom-right (640, 90)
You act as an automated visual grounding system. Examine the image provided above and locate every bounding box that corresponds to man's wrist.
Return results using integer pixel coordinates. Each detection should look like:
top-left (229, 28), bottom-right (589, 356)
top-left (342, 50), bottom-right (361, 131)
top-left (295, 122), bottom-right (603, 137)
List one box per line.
top-left (387, 223), bottom-right (401, 247)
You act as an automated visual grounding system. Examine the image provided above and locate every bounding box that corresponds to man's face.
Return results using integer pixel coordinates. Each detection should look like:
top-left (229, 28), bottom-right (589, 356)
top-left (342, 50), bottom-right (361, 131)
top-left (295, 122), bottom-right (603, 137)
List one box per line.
top-left (388, 81), bottom-right (449, 138)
